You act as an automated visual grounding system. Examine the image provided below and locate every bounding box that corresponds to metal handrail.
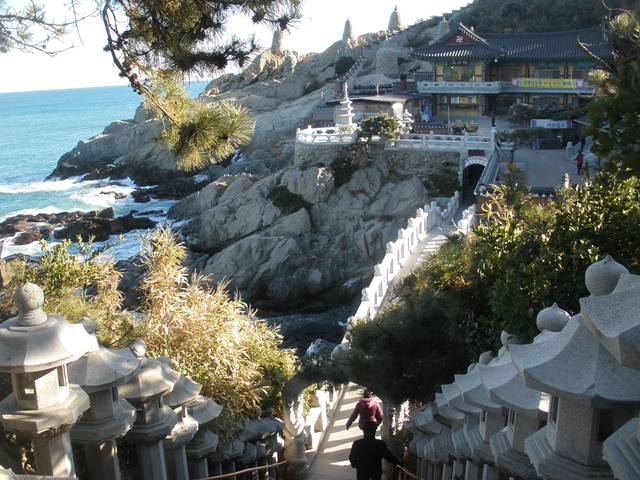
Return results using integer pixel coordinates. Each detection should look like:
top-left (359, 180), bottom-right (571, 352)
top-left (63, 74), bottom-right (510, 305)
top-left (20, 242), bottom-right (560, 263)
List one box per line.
top-left (393, 464), bottom-right (423, 480)
top-left (198, 460), bottom-right (289, 480)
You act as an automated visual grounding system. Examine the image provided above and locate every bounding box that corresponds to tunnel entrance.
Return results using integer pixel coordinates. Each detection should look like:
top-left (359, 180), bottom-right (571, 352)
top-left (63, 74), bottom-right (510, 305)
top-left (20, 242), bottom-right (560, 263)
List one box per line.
top-left (462, 163), bottom-right (485, 203)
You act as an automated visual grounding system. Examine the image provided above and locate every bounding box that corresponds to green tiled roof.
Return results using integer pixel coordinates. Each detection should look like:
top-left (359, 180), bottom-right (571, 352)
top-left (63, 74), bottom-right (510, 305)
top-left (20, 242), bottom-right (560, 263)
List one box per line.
top-left (414, 24), bottom-right (612, 63)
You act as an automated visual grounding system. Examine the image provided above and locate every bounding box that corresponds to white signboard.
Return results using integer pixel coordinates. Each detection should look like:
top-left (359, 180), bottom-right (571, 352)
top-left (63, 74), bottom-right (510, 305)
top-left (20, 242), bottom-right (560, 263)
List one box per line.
top-left (530, 119), bottom-right (572, 129)
top-left (465, 156), bottom-right (488, 168)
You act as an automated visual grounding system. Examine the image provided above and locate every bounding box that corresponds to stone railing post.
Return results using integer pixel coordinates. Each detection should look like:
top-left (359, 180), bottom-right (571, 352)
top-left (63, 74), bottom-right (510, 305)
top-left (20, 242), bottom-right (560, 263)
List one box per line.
top-left (185, 396), bottom-right (222, 479)
top-left (0, 283), bottom-right (94, 477)
top-left (120, 357), bottom-right (180, 480)
top-left (282, 373), bottom-right (312, 478)
top-left (67, 320), bottom-right (142, 480)
top-left (163, 371), bottom-right (201, 480)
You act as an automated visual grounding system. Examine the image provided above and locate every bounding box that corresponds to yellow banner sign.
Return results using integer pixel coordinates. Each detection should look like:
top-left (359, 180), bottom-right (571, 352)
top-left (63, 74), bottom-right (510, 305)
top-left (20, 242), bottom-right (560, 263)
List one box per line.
top-left (512, 78), bottom-right (586, 89)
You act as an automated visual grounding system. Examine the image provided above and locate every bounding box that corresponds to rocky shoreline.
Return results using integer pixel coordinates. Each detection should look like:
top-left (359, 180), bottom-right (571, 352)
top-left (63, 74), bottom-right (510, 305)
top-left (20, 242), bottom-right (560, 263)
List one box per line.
top-left (0, 207), bottom-right (157, 246)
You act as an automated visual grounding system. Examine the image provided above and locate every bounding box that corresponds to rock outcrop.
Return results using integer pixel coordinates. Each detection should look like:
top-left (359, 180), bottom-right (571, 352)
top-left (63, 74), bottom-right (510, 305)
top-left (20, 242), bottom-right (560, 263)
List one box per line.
top-left (0, 208), bottom-right (157, 244)
top-left (169, 151), bottom-right (453, 310)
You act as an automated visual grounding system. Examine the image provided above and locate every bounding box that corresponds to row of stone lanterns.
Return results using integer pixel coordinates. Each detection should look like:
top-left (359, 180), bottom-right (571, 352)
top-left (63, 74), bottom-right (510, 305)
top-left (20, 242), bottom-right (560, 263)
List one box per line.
top-left (408, 256), bottom-right (640, 480)
top-left (0, 283), bottom-right (285, 479)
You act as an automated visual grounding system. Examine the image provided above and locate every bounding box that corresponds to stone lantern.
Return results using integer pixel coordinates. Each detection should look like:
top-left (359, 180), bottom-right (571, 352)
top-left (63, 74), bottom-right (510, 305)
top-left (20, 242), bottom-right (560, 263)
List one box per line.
top-left (119, 355), bottom-right (180, 480)
top-left (163, 371), bottom-right (201, 480)
top-left (0, 283), bottom-right (94, 477)
top-left (454, 364), bottom-right (506, 480)
top-left (510, 257), bottom-right (640, 480)
top-left (185, 395), bottom-right (222, 479)
top-left (435, 390), bottom-right (470, 479)
top-left (409, 403), bottom-right (443, 479)
top-left (479, 318), bottom-right (569, 479)
top-left (211, 438), bottom-right (246, 477)
top-left (67, 321), bottom-right (141, 480)
top-left (580, 272), bottom-right (640, 480)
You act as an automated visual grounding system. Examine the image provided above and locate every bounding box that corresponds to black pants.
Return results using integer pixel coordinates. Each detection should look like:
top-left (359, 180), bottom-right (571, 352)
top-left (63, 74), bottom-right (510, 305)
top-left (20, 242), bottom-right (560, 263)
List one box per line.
top-left (357, 471), bottom-right (381, 480)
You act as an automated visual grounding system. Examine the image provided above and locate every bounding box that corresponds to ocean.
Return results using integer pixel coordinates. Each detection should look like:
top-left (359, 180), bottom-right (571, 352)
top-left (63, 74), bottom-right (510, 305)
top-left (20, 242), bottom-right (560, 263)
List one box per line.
top-left (0, 82), bottom-right (208, 259)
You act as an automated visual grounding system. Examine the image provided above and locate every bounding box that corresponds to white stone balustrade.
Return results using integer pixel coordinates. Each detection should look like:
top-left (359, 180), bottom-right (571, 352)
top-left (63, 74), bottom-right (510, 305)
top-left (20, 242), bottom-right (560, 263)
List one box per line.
top-left (457, 204), bottom-right (477, 234)
top-left (350, 193), bottom-right (459, 324)
top-left (295, 126), bottom-right (357, 144)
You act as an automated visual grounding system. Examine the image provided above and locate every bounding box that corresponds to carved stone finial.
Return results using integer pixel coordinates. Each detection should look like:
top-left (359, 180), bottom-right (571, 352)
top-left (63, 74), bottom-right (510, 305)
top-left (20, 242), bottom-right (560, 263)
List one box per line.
top-left (129, 339), bottom-right (147, 359)
top-left (478, 351), bottom-right (494, 365)
top-left (585, 255), bottom-right (629, 297)
top-left (536, 303), bottom-right (571, 333)
top-left (14, 283), bottom-right (47, 326)
top-left (81, 317), bottom-right (97, 334)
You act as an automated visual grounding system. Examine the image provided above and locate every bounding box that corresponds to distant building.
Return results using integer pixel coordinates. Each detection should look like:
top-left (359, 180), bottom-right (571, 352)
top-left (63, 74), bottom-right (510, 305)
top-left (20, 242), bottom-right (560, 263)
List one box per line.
top-left (409, 23), bottom-right (612, 119)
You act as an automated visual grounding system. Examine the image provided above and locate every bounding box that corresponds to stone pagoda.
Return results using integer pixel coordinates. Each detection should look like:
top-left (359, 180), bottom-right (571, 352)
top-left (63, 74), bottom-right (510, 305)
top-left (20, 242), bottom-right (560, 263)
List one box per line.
top-left (334, 82), bottom-right (355, 132)
top-left (119, 352), bottom-right (180, 480)
top-left (580, 266), bottom-right (640, 480)
top-left (0, 283), bottom-right (94, 477)
top-left (510, 256), bottom-right (640, 480)
top-left (388, 5), bottom-right (404, 32)
top-left (342, 18), bottom-right (355, 44)
top-left (185, 395), bottom-right (223, 479)
top-left (67, 319), bottom-right (142, 480)
top-left (163, 370), bottom-right (202, 480)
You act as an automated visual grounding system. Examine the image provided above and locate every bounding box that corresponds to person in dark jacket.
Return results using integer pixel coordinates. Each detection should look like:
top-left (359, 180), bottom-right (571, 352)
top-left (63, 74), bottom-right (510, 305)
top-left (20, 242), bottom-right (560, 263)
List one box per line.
top-left (349, 422), bottom-right (401, 480)
top-left (576, 150), bottom-right (585, 176)
top-left (346, 390), bottom-right (383, 430)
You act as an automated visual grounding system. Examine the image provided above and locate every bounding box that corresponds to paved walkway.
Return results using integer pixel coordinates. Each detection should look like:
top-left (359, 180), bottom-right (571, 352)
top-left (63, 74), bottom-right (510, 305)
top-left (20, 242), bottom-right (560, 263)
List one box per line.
top-left (307, 385), bottom-right (364, 480)
top-left (513, 148), bottom-right (584, 190)
top-left (308, 222), bottom-right (455, 480)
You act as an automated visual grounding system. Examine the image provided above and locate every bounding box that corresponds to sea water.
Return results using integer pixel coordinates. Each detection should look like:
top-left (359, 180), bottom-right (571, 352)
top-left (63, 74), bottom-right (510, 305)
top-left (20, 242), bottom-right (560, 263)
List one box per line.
top-left (0, 82), bottom-right (208, 259)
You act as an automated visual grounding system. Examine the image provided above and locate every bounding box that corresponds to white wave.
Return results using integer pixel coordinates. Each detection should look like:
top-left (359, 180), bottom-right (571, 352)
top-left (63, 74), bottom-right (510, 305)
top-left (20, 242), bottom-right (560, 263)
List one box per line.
top-left (0, 176), bottom-right (98, 194)
top-left (70, 183), bottom-right (136, 208)
top-left (0, 206), bottom-right (74, 223)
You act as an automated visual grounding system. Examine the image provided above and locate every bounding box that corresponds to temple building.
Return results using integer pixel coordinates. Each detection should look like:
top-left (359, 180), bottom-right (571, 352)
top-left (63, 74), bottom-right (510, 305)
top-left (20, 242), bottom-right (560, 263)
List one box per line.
top-left (410, 23), bottom-right (612, 119)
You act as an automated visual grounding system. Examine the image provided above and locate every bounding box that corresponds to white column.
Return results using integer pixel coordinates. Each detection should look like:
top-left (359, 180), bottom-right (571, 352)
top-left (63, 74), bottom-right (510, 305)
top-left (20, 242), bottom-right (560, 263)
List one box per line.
top-left (464, 461), bottom-right (481, 480)
top-left (137, 441), bottom-right (168, 480)
top-left (84, 440), bottom-right (121, 480)
top-left (33, 432), bottom-right (76, 478)
top-left (442, 463), bottom-right (453, 479)
top-left (481, 464), bottom-right (499, 480)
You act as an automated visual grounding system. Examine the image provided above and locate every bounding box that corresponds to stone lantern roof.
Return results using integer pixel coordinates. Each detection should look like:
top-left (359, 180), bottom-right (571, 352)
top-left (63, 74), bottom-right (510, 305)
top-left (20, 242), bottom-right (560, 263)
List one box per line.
top-left (187, 395), bottom-right (223, 426)
top-left (67, 340), bottom-right (141, 392)
top-left (164, 373), bottom-right (201, 409)
top-left (119, 357), bottom-right (180, 401)
top-left (511, 314), bottom-right (640, 408)
top-left (454, 367), bottom-right (503, 414)
top-left (434, 392), bottom-right (465, 425)
top-left (410, 404), bottom-right (443, 436)
top-left (0, 283), bottom-right (95, 373)
top-left (477, 353), bottom-right (541, 416)
top-left (239, 416), bottom-right (283, 442)
top-left (580, 273), bottom-right (640, 370)
top-left (441, 382), bottom-right (482, 416)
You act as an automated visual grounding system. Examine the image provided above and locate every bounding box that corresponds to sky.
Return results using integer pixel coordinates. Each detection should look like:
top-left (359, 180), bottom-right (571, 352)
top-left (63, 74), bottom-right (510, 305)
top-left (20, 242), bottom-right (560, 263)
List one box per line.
top-left (0, 0), bottom-right (471, 93)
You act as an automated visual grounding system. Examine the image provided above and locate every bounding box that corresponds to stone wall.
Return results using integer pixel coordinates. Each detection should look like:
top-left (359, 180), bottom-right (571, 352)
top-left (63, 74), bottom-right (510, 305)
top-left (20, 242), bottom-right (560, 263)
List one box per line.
top-left (294, 142), bottom-right (460, 186)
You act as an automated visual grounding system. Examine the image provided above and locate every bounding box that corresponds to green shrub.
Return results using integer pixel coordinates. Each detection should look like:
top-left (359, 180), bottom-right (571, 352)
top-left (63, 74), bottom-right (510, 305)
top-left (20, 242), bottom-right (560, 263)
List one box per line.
top-left (330, 156), bottom-right (358, 188)
top-left (358, 114), bottom-right (399, 141)
top-left (347, 171), bottom-right (640, 405)
top-left (268, 186), bottom-right (312, 214)
top-left (303, 80), bottom-right (321, 96)
top-left (335, 56), bottom-right (356, 77)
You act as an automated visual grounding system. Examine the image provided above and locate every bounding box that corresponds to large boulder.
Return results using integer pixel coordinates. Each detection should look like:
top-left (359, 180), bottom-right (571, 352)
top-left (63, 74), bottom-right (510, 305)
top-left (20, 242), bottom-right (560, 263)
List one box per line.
top-left (281, 167), bottom-right (335, 204)
top-left (195, 175), bottom-right (283, 250)
top-left (168, 182), bottom-right (222, 220)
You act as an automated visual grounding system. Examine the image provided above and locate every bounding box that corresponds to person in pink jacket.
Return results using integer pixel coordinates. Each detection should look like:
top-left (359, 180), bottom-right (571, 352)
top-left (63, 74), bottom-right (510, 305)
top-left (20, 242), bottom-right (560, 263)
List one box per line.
top-left (346, 390), bottom-right (383, 430)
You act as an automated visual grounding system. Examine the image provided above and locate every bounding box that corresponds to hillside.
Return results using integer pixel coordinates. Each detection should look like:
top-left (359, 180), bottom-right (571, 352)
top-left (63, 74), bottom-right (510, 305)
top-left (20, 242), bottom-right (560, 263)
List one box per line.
top-left (456, 0), bottom-right (639, 32)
